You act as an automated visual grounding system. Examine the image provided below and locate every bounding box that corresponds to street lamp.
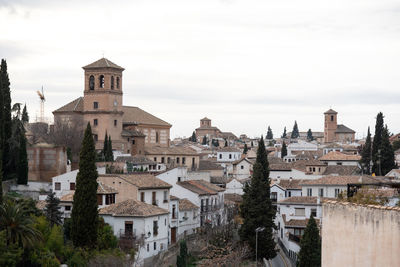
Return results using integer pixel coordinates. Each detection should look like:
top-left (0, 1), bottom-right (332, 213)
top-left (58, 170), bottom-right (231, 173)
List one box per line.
top-left (255, 227), bottom-right (265, 266)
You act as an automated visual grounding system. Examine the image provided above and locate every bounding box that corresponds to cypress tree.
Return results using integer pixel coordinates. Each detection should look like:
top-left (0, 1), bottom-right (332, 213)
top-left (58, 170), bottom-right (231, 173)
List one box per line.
top-left (372, 112), bottom-right (384, 174)
top-left (379, 126), bottom-right (395, 175)
top-left (243, 144), bottom-right (248, 154)
top-left (202, 135), bottom-right (208, 145)
top-left (281, 141), bottom-right (287, 158)
top-left (281, 127), bottom-right (287, 138)
top-left (191, 131), bottom-right (197, 142)
top-left (307, 129), bottom-right (313, 141)
top-left (102, 132), bottom-right (108, 161)
top-left (297, 216), bottom-right (321, 267)
top-left (251, 141), bottom-right (254, 147)
top-left (176, 240), bottom-right (188, 267)
top-left (0, 149), bottom-right (3, 204)
top-left (0, 65), bottom-right (3, 203)
top-left (0, 59), bottom-right (12, 180)
top-left (16, 130), bottom-right (28, 185)
top-left (266, 126), bottom-right (273, 139)
top-left (239, 136), bottom-right (276, 260)
top-left (21, 104), bottom-right (29, 123)
top-left (44, 192), bottom-right (63, 227)
top-left (291, 121), bottom-right (299, 139)
top-left (107, 135), bottom-right (113, 161)
top-left (360, 127), bottom-right (372, 175)
top-left (71, 123), bottom-right (99, 248)
top-left (224, 139), bottom-right (228, 147)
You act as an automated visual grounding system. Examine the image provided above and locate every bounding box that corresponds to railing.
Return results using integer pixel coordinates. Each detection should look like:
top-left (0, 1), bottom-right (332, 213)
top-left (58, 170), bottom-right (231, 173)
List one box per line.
top-left (201, 204), bottom-right (223, 213)
top-left (288, 233), bottom-right (301, 244)
top-left (118, 229), bottom-right (136, 239)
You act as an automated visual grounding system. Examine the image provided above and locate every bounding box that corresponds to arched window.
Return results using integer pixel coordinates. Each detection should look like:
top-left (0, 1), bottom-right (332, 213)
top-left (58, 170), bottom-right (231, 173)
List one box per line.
top-left (89, 75), bottom-right (95, 90)
top-left (116, 77), bottom-right (120, 89)
top-left (111, 76), bottom-right (114, 90)
top-left (99, 75), bottom-right (105, 88)
top-left (156, 132), bottom-right (159, 143)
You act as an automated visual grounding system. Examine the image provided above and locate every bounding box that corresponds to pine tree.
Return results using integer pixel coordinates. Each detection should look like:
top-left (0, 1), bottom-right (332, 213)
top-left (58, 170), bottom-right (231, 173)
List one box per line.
top-left (281, 127), bottom-right (287, 138)
top-left (71, 123), bottom-right (99, 248)
top-left (266, 126), bottom-right (273, 140)
top-left (307, 129), bottom-right (313, 141)
top-left (0, 149), bottom-right (3, 205)
top-left (44, 192), bottom-right (63, 227)
top-left (243, 144), bottom-right (248, 154)
top-left (291, 121), bottom-right (299, 139)
top-left (191, 131), bottom-right (197, 142)
top-left (16, 130), bottom-right (28, 185)
top-left (107, 135), bottom-right (113, 161)
top-left (372, 112), bottom-right (384, 174)
top-left (239, 136), bottom-right (276, 260)
top-left (360, 127), bottom-right (372, 175)
top-left (0, 59), bottom-right (12, 180)
top-left (379, 126), bottom-right (395, 175)
top-left (102, 132), bottom-right (108, 161)
top-left (281, 141), bottom-right (287, 158)
top-left (297, 216), bottom-right (321, 267)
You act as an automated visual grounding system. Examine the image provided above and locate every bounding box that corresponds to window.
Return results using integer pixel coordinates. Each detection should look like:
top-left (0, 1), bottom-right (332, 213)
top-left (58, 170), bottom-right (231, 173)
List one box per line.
top-left (167, 157), bottom-right (171, 164)
top-left (111, 76), bottom-right (114, 89)
top-left (156, 132), bottom-right (159, 143)
top-left (176, 157), bottom-right (180, 164)
top-left (311, 208), bottom-right (317, 217)
top-left (219, 154), bottom-right (222, 159)
top-left (307, 188), bottom-right (312, 196)
top-left (140, 192), bottom-right (145, 202)
top-left (161, 157), bottom-right (165, 164)
top-left (152, 192), bottom-right (157, 205)
top-left (229, 154), bottom-right (232, 159)
top-left (154, 157), bottom-right (157, 162)
top-left (172, 204), bottom-right (176, 219)
top-left (99, 75), bottom-right (105, 88)
top-left (337, 162), bottom-right (342, 165)
top-left (70, 182), bottom-right (75, 190)
top-left (93, 119), bottom-right (98, 126)
top-left (114, 120), bottom-right (117, 127)
top-left (178, 177), bottom-right (181, 182)
top-left (65, 205), bottom-right (71, 211)
top-left (89, 75), bottom-right (95, 90)
top-left (331, 115), bottom-right (334, 121)
top-left (182, 157), bottom-right (186, 165)
top-left (163, 191), bottom-right (168, 203)
top-left (153, 221), bottom-right (158, 236)
top-left (55, 182), bottom-right (61, 190)
top-left (154, 242), bottom-right (157, 250)
top-left (288, 191), bottom-right (291, 197)
top-left (294, 228), bottom-right (304, 236)
top-left (335, 188), bottom-right (341, 198)
top-left (105, 194), bottom-right (115, 205)
top-left (147, 244), bottom-right (149, 252)
top-left (313, 167), bottom-right (316, 172)
top-left (116, 77), bottom-right (120, 89)
top-left (319, 188), bottom-right (324, 197)
top-left (294, 208), bottom-right (305, 216)
top-left (271, 192), bottom-right (277, 201)
top-left (132, 139), bottom-right (135, 144)
top-left (94, 134), bottom-right (98, 141)
top-left (97, 195), bottom-right (103, 205)
top-left (93, 102), bottom-right (98, 109)
top-left (241, 165), bottom-right (244, 169)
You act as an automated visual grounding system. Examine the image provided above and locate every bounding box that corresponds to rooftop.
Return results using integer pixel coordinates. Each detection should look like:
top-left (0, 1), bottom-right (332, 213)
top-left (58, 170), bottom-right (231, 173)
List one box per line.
top-left (53, 97), bottom-right (83, 113)
top-left (101, 174), bottom-right (172, 189)
top-left (324, 109), bottom-right (338, 114)
top-left (300, 175), bottom-right (385, 186)
top-left (335, 124), bottom-right (356, 134)
top-left (198, 160), bottom-right (224, 171)
top-left (122, 106), bottom-right (171, 127)
top-left (82, 58), bottom-right (124, 70)
top-left (144, 146), bottom-right (198, 156)
top-left (178, 180), bottom-right (224, 196)
top-left (99, 199), bottom-right (168, 217)
top-left (319, 151), bottom-right (361, 161)
top-left (179, 198), bottom-right (199, 211)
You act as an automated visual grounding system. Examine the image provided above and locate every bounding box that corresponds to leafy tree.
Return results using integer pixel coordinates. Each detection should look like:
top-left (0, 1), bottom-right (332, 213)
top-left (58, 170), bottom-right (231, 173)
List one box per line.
top-left (372, 112), bottom-right (384, 174)
top-left (97, 217), bottom-right (118, 250)
top-left (71, 123), bottom-right (99, 248)
top-left (297, 216), bottom-right (321, 267)
top-left (360, 127), bottom-right (372, 175)
top-left (44, 192), bottom-right (63, 227)
top-left (177, 240), bottom-right (188, 267)
top-left (307, 129), bottom-right (313, 141)
top-left (291, 121), bottom-right (299, 139)
top-left (281, 141), bottom-right (287, 158)
top-left (0, 230), bottom-right (23, 266)
top-left (239, 136), bottom-right (276, 260)
top-left (0, 199), bottom-right (42, 248)
top-left (212, 139), bottom-right (220, 147)
top-left (266, 126), bottom-right (273, 139)
top-left (379, 126), bottom-right (395, 175)
top-left (243, 144), bottom-right (248, 154)
top-left (202, 135), bottom-right (208, 145)
top-left (281, 127), bottom-right (287, 138)
top-left (0, 59), bottom-right (12, 181)
top-left (45, 224), bottom-right (64, 260)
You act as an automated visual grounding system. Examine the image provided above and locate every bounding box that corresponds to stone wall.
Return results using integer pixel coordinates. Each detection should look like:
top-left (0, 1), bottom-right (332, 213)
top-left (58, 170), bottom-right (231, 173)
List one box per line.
top-left (322, 200), bottom-right (400, 267)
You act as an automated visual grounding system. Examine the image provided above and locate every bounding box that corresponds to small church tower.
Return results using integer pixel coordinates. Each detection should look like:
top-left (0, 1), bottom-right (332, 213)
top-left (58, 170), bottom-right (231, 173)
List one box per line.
top-left (324, 109), bottom-right (338, 143)
top-left (82, 58), bottom-right (125, 149)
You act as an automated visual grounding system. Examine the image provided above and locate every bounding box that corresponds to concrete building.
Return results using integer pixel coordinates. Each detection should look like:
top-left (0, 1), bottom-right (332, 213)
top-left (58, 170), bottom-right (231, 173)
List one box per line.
top-left (322, 200), bottom-right (400, 267)
top-left (53, 58), bottom-right (172, 153)
top-left (324, 109), bottom-right (355, 143)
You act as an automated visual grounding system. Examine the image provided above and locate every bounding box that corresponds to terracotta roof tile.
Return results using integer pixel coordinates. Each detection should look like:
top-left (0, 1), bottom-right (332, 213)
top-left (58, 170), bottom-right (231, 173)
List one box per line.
top-left (319, 151), bottom-right (361, 161)
top-left (278, 196), bottom-right (320, 204)
top-left (83, 58), bottom-right (124, 70)
top-left (116, 174), bottom-right (172, 189)
top-left (274, 179), bottom-right (312, 190)
top-left (199, 160), bottom-right (224, 171)
top-left (300, 175), bottom-right (384, 186)
top-left (170, 195), bottom-right (180, 201)
top-left (179, 198), bottom-right (199, 211)
top-left (335, 124), bottom-right (355, 133)
top-left (53, 97), bottom-right (83, 113)
top-left (323, 165), bottom-right (360, 176)
top-left (177, 180), bottom-right (224, 195)
top-left (122, 106), bottom-right (171, 127)
top-left (99, 199), bottom-right (168, 217)
top-left (97, 182), bottom-right (118, 194)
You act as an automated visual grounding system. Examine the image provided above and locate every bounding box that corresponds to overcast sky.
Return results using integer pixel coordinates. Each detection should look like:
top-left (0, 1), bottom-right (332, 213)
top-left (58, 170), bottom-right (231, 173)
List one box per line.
top-left (1, 0), bottom-right (400, 139)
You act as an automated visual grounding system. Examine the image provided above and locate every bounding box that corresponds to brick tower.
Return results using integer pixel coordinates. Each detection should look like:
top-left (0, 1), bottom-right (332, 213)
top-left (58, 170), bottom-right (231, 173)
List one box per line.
top-left (324, 109), bottom-right (338, 143)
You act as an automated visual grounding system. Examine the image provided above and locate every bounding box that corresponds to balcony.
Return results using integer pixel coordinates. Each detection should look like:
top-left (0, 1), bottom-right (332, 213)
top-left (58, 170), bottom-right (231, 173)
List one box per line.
top-left (288, 233), bottom-right (301, 244)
